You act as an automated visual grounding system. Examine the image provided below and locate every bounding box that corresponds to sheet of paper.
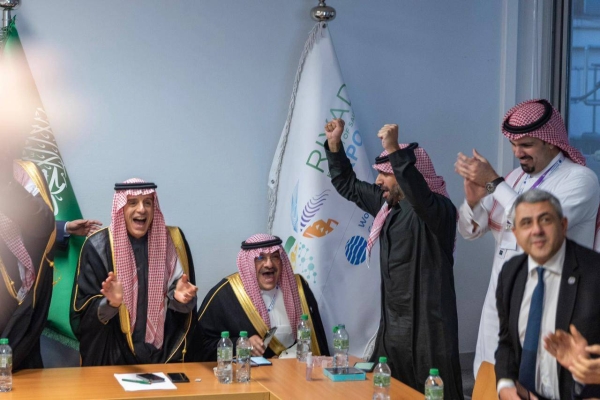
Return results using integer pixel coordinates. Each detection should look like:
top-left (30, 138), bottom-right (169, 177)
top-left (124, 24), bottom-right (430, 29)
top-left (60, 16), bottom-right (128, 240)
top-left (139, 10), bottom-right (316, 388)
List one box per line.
top-left (114, 372), bottom-right (177, 391)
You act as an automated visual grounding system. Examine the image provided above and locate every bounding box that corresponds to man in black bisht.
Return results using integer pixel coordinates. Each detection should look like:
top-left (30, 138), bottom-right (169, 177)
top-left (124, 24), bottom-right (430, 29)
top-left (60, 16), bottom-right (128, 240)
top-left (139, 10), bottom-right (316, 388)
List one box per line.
top-left (324, 120), bottom-right (463, 399)
top-left (192, 233), bottom-right (328, 361)
top-left (71, 179), bottom-right (198, 366)
top-left (0, 145), bottom-right (55, 371)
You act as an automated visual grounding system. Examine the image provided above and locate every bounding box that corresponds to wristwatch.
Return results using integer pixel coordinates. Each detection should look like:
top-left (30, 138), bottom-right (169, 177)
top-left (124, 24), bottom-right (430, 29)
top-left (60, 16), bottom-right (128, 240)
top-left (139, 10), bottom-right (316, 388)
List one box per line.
top-left (485, 177), bottom-right (505, 194)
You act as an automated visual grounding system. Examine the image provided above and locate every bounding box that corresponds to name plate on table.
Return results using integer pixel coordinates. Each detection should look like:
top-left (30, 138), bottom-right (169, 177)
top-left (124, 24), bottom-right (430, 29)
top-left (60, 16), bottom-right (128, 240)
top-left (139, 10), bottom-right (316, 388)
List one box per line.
top-left (323, 367), bottom-right (366, 382)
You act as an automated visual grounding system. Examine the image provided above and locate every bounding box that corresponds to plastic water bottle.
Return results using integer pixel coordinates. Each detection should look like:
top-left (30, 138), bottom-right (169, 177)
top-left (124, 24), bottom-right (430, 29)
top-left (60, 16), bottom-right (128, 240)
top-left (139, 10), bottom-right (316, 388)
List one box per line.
top-left (0, 338), bottom-right (12, 392)
top-left (425, 368), bottom-right (444, 399)
top-left (332, 324), bottom-right (349, 370)
top-left (217, 331), bottom-right (233, 384)
top-left (236, 331), bottom-right (252, 383)
top-left (372, 356), bottom-right (391, 400)
top-left (297, 314), bottom-right (311, 362)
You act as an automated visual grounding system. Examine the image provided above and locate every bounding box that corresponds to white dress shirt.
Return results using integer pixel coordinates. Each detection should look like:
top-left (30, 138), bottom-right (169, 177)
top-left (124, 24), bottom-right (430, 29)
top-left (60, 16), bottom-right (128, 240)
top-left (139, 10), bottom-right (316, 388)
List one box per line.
top-left (497, 241), bottom-right (565, 399)
top-left (458, 152), bottom-right (600, 376)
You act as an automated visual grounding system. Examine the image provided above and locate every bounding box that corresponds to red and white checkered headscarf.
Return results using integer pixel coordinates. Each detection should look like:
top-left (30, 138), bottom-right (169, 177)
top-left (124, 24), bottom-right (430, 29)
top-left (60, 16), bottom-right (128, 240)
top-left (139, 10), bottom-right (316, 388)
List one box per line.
top-left (236, 234), bottom-right (302, 337)
top-left (502, 99), bottom-right (586, 166)
top-left (502, 99), bottom-right (600, 246)
top-left (109, 178), bottom-right (176, 349)
top-left (0, 162), bottom-right (36, 301)
top-left (372, 143), bottom-right (450, 198)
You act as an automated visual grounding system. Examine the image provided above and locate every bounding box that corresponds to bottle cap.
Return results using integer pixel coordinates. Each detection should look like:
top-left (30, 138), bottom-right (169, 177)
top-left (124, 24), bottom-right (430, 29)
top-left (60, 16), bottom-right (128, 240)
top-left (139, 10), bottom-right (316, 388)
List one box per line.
top-left (301, 314), bottom-right (308, 321)
top-left (338, 324), bottom-right (346, 329)
top-left (333, 326), bottom-right (339, 333)
top-left (0, 338), bottom-right (7, 345)
top-left (379, 356), bottom-right (387, 363)
top-left (221, 331), bottom-right (230, 338)
top-left (429, 368), bottom-right (439, 376)
top-left (240, 331), bottom-right (248, 337)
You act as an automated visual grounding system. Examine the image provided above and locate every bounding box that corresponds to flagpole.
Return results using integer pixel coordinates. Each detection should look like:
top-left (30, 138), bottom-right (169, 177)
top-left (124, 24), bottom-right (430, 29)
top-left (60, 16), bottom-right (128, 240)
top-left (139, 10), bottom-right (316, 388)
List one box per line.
top-left (310, 0), bottom-right (336, 23)
top-left (1, 0), bottom-right (20, 28)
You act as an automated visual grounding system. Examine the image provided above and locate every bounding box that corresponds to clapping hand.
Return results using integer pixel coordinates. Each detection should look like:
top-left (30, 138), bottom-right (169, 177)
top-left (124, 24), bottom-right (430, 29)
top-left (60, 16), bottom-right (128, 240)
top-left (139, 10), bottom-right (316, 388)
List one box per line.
top-left (101, 272), bottom-right (123, 307)
top-left (174, 274), bottom-right (198, 304)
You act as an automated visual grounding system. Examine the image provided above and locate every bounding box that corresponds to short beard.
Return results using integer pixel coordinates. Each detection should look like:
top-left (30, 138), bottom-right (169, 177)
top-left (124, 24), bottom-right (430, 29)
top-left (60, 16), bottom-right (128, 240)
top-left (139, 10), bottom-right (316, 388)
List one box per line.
top-left (385, 183), bottom-right (404, 206)
top-left (520, 163), bottom-right (535, 174)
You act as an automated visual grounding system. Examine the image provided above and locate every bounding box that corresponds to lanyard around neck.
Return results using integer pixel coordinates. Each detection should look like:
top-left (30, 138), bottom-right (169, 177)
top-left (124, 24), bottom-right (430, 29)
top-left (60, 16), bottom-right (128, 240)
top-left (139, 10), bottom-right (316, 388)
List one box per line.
top-left (517, 157), bottom-right (563, 195)
top-left (266, 285), bottom-right (279, 313)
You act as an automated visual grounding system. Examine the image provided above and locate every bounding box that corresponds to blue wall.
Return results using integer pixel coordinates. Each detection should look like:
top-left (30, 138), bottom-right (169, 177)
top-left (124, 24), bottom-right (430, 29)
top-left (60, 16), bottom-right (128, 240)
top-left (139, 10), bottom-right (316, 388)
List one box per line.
top-left (17, 0), bottom-right (504, 355)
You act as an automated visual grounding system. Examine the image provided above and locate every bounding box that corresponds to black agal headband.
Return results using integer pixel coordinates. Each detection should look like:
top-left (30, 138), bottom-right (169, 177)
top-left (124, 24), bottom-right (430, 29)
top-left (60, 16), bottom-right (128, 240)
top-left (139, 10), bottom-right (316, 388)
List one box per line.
top-left (503, 99), bottom-right (553, 134)
top-left (241, 236), bottom-right (282, 250)
top-left (374, 155), bottom-right (389, 164)
top-left (114, 182), bottom-right (157, 191)
top-left (374, 143), bottom-right (418, 164)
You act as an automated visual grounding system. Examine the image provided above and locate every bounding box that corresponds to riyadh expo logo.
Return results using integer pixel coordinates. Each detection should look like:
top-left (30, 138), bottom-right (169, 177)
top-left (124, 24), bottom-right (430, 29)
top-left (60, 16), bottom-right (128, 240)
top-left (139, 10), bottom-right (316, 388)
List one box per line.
top-left (345, 235), bottom-right (367, 265)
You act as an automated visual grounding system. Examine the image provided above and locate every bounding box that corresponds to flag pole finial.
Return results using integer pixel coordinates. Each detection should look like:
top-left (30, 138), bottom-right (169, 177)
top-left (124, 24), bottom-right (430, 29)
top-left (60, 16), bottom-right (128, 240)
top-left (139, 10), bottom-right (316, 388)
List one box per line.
top-left (310, 1), bottom-right (336, 22)
top-left (1, 0), bottom-right (20, 28)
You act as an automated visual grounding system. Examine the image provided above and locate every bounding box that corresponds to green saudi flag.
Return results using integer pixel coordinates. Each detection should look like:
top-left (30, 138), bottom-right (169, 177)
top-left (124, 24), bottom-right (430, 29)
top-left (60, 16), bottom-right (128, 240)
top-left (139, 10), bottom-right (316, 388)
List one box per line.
top-left (1, 18), bottom-right (81, 347)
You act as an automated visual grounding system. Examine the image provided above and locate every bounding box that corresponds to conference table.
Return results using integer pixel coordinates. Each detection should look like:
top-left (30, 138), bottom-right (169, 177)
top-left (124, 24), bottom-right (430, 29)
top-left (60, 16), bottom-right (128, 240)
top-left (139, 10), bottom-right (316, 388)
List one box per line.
top-left (5, 357), bottom-right (423, 399)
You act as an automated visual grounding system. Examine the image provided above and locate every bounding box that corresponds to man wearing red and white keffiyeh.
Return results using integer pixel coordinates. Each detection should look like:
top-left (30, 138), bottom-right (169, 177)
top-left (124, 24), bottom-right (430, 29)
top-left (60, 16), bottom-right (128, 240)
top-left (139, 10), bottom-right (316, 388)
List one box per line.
top-left (0, 153), bottom-right (55, 372)
top-left (455, 99), bottom-right (600, 379)
top-left (192, 234), bottom-right (329, 362)
top-left (236, 234), bottom-right (302, 355)
top-left (324, 121), bottom-right (463, 399)
top-left (71, 178), bottom-right (198, 366)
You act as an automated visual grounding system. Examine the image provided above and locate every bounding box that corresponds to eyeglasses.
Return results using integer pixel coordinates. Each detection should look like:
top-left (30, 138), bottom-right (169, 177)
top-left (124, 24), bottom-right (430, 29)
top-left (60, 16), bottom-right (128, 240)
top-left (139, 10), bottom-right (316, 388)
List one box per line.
top-left (255, 254), bottom-right (282, 264)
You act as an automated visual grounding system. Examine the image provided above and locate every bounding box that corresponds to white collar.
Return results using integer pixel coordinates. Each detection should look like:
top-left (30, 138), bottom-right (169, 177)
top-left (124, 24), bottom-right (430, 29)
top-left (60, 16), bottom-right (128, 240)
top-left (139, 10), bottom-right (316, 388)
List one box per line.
top-left (527, 240), bottom-right (566, 276)
top-left (261, 287), bottom-right (278, 296)
top-left (528, 152), bottom-right (564, 179)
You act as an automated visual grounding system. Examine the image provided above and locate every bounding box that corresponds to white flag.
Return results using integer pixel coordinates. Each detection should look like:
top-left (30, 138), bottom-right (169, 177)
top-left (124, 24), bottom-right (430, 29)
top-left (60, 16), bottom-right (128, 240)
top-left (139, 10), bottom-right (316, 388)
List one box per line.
top-left (268, 23), bottom-right (380, 357)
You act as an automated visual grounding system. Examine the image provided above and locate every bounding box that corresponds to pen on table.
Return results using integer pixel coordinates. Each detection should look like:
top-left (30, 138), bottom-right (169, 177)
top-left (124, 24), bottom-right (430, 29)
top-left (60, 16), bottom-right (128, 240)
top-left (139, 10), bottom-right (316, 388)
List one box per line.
top-left (122, 378), bottom-right (151, 385)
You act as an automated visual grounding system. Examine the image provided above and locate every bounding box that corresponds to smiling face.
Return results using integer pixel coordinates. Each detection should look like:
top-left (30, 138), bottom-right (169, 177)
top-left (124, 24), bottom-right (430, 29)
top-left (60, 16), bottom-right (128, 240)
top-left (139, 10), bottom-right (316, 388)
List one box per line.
top-left (123, 194), bottom-right (155, 238)
top-left (510, 136), bottom-right (560, 174)
top-left (254, 250), bottom-right (282, 291)
top-left (512, 200), bottom-right (567, 265)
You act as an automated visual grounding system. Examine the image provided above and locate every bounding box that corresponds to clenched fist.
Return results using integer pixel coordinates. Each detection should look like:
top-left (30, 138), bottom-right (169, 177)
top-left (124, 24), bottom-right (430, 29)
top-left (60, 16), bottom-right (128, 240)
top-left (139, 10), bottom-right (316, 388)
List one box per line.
top-left (324, 118), bottom-right (345, 152)
top-left (377, 124), bottom-right (400, 154)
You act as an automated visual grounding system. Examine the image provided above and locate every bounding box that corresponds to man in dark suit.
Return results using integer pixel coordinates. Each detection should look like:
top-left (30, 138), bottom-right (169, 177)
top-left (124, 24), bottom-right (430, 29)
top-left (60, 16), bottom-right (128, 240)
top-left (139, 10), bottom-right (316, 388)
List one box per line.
top-left (495, 189), bottom-right (600, 400)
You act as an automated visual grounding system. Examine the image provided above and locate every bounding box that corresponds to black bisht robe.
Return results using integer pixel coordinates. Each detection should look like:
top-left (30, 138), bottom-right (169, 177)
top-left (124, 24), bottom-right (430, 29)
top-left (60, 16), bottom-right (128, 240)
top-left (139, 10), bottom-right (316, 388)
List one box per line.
top-left (0, 161), bottom-right (55, 371)
top-left (191, 273), bottom-right (329, 362)
top-left (326, 142), bottom-right (463, 399)
top-left (70, 227), bottom-right (196, 366)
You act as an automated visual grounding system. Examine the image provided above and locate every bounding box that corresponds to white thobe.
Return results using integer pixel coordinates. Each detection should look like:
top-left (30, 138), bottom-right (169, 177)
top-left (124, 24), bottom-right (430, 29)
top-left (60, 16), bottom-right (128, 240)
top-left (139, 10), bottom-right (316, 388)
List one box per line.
top-left (261, 287), bottom-right (295, 348)
top-left (458, 152), bottom-right (600, 376)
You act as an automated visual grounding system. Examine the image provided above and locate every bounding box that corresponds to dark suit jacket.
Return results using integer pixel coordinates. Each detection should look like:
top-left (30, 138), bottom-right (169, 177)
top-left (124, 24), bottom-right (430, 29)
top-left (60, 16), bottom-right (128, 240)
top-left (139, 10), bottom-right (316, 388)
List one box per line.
top-left (55, 220), bottom-right (69, 250)
top-left (495, 239), bottom-right (600, 400)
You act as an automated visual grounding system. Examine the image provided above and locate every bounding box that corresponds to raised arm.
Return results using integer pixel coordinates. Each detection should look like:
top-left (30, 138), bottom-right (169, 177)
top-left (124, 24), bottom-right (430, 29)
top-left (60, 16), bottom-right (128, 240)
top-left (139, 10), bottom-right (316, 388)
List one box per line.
top-left (378, 124), bottom-right (456, 235)
top-left (324, 118), bottom-right (385, 217)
